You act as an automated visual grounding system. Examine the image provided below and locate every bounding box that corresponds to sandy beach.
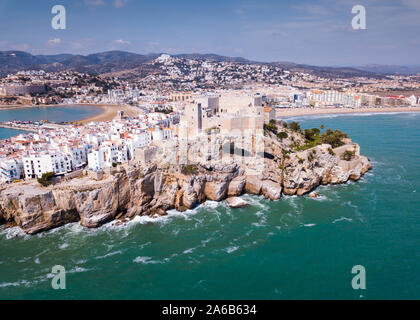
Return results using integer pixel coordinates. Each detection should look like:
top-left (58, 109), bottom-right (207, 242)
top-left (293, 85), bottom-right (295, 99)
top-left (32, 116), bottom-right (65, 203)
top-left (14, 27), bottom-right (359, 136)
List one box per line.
top-left (276, 106), bottom-right (420, 118)
top-left (0, 103), bottom-right (142, 124)
top-left (72, 105), bottom-right (420, 123)
top-left (3, 103), bottom-right (420, 124)
top-left (70, 104), bottom-right (142, 124)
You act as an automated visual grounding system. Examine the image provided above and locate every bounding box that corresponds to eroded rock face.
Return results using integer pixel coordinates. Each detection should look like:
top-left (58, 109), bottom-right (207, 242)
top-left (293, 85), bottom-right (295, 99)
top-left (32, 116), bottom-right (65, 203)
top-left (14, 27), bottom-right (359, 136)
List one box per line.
top-left (204, 180), bottom-right (229, 201)
top-left (245, 175), bottom-right (263, 195)
top-left (226, 197), bottom-right (249, 208)
top-left (261, 180), bottom-right (282, 200)
top-left (1, 186), bottom-right (78, 234)
top-left (309, 191), bottom-right (320, 199)
top-left (0, 135), bottom-right (372, 235)
top-left (228, 177), bottom-right (246, 196)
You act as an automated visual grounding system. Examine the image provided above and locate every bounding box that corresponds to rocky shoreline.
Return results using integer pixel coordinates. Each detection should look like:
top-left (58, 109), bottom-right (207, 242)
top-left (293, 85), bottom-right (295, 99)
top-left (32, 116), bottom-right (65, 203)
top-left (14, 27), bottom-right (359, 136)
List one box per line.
top-left (0, 129), bottom-right (372, 235)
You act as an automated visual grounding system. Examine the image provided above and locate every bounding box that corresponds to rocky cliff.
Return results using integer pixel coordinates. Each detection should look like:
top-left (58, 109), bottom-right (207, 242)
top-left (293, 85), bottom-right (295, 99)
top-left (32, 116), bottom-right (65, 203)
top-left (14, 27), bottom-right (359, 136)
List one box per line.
top-left (0, 130), bottom-right (372, 235)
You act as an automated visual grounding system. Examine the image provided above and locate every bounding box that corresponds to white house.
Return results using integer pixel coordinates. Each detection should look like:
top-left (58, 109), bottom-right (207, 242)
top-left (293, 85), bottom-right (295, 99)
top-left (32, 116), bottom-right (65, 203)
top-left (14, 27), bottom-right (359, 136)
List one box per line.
top-left (87, 141), bottom-right (129, 170)
top-left (125, 132), bottom-right (151, 160)
top-left (23, 151), bottom-right (69, 179)
top-left (151, 127), bottom-right (173, 141)
top-left (61, 144), bottom-right (88, 170)
top-left (88, 148), bottom-right (106, 171)
top-left (0, 158), bottom-right (23, 182)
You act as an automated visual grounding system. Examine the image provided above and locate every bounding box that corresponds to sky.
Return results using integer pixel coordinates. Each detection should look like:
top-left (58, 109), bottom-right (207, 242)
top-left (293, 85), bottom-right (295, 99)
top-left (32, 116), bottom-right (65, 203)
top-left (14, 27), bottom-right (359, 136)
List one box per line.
top-left (0, 0), bottom-right (420, 66)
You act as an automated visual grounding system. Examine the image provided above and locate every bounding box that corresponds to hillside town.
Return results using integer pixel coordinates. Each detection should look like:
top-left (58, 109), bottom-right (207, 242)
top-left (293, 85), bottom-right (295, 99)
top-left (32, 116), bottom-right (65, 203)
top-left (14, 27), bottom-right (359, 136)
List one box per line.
top-left (0, 92), bottom-right (271, 183)
top-left (1, 54), bottom-right (420, 184)
top-left (1, 54), bottom-right (420, 108)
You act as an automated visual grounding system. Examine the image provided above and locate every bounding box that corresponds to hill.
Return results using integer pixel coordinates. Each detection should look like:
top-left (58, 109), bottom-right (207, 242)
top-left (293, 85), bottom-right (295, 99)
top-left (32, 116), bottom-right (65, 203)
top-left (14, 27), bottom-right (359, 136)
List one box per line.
top-left (0, 50), bottom-right (388, 79)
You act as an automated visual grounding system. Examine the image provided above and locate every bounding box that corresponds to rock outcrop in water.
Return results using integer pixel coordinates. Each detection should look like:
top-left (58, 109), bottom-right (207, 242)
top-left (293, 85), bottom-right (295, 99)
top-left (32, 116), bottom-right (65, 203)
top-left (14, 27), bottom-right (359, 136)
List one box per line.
top-left (0, 129), bottom-right (372, 235)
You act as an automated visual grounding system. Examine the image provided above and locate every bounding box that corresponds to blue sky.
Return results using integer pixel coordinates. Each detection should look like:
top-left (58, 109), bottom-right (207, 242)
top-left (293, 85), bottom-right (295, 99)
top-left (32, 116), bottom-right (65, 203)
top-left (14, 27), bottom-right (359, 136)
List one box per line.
top-left (0, 0), bottom-right (419, 66)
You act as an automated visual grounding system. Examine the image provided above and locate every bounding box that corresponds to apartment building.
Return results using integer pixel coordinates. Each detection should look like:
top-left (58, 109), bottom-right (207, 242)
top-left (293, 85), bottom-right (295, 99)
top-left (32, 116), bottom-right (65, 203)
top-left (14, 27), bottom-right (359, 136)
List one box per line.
top-left (23, 152), bottom-right (69, 179)
top-left (87, 141), bottom-right (128, 171)
top-left (125, 132), bottom-right (152, 160)
top-left (0, 84), bottom-right (46, 96)
top-left (0, 158), bottom-right (23, 183)
top-left (180, 93), bottom-right (265, 138)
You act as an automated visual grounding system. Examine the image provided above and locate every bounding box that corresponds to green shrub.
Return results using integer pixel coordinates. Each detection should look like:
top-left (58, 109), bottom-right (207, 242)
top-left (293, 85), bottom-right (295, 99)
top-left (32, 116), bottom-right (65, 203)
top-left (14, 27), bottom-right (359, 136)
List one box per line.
top-left (37, 172), bottom-right (55, 187)
top-left (289, 122), bottom-right (302, 133)
top-left (281, 149), bottom-right (291, 160)
top-left (290, 141), bottom-right (301, 150)
top-left (342, 150), bottom-right (355, 161)
top-left (154, 107), bottom-right (173, 114)
top-left (295, 126), bottom-right (349, 152)
top-left (277, 131), bottom-right (288, 141)
top-left (304, 128), bottom-right (320, 142)
top-left (308, 153), bottom-right (315, 162)
top-left (264, 123), bottom-right (278, 134)
top-left (205, 126), bottom-right (220, 134)
top-left (320, 129), bottom-right (348, 148)
top-left (181, 164), bottom-right (198, 175)
top-left (328, 147), bottom-right (335, 156)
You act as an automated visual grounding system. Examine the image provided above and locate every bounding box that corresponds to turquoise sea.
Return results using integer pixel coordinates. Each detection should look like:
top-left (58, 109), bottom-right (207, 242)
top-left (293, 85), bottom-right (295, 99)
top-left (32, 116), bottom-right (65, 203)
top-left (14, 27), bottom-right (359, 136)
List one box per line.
top-left (1, 112), bottom-right (420, 299)
top-left (0, 128), bottom-right (27, 140)
top-left (0, 105), bottom-right (102, 140)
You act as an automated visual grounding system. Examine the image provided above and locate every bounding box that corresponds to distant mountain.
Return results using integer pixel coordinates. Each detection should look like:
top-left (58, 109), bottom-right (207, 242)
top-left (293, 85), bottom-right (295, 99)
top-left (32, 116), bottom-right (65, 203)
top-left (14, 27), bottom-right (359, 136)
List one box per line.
top-left (174, 53), bottom-right (252, 64)
top-left (356, 64), bottom-right (420, 75)
top-left (0, 51), bottom-right (43, 69)
top-left (0, 50), bottom-right (402, 79)
top-left (63, 51), bottom-right (157, 67)
top-left (35, 54), bottom-right (74, 64)
top-left (0, 51), bottom-right (59, 76)
top-left (271, 62), bottom-right (379, 79)
top-left (58, 51), bottom-right (160, 74)
top-left (0, 50), bottom-right (162, 76)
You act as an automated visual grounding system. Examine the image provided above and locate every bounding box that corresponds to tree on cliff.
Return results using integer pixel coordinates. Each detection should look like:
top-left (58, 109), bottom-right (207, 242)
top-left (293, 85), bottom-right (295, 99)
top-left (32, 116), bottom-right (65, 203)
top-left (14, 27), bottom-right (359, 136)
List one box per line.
top-left (277, 131), bottom-right (288, 141)
top-left (320, 129), bottom-right (348, 148)
top-left (304, 128), bottom-right (320, 142)
top-left (37, 172), bottom-right (55, 187)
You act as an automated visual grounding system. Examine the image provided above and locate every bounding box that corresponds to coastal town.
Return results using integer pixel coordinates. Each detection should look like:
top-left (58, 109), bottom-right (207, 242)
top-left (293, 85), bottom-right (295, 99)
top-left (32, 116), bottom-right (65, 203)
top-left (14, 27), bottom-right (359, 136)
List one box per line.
top-left (0, 92), bottom-right (266, 183)
top-left (1, 53), bottom-right (420, 108)
top-left (0, 87), bottom-right (374, 234)
top-left (1, 54), bottom-right (420, 184)
top-left (2, 0), bottom-right (420, 303)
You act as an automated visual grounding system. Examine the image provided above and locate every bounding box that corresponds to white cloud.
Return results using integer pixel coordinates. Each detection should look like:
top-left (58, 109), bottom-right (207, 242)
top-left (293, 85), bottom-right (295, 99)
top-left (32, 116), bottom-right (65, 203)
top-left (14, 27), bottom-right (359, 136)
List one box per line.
top-left (48, 38), bottom-right (61, 45)
top-left (84, 0), bottom-right (127, 8)
top-left (84, 0), bottom-right (105, 6)
top-left (109, 39), bottom-right (131, 50)
top-left (70, 38), bottom-right (95, 51)
top-left (401, 0), bottom-right (420, 11)
top-left (291, 3), bottom-right (331, 16)
top-left (233, 8), bottom-right (245, 15)
top-left (113, 0), bottom-right (126, 8)
top-left (114, 39), bottom-right (131, 45)
top-left (146, 41), bottom-right (160, 50)
top-left (0, 41), bottom-right (29, 51)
